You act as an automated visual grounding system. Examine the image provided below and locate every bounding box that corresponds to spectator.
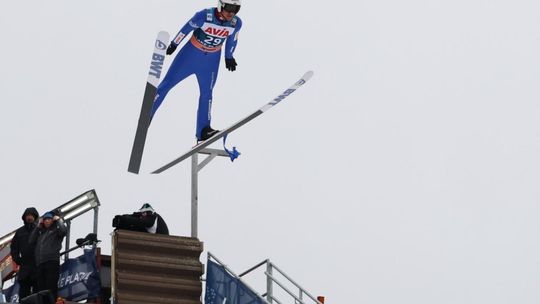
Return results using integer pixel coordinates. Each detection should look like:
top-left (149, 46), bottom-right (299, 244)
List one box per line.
top-left (29, 211), bottom-right (67, 300)
top-left (113, 203), bottom-right (169, 235)
top-left (10, 207), bottom-right (39, 299)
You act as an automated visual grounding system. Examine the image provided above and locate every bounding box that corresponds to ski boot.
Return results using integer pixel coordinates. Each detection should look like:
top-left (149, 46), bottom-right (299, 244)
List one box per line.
top-left (199, 126), bottom-right (220, 142)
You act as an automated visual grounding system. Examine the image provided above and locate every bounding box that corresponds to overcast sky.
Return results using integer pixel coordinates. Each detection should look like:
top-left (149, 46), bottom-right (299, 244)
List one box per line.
top-left (2, 0), bottom-right (540, 303)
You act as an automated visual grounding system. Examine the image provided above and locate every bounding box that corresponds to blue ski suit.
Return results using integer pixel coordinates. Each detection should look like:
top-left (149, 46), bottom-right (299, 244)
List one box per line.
top-left (151, 8), bottom-right (242, 140)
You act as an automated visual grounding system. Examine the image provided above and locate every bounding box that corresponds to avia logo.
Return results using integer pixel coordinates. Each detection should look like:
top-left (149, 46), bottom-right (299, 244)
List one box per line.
top-left (205, 27), bottom-right (230, 37)
top-left (155, 39), bottom-right (167, 50)
top-left (149, 53), bottom-right (165, 78)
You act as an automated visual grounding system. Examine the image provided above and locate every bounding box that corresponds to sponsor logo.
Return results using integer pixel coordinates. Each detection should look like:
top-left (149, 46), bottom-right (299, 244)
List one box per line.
top-left (149, 53), bottom-right (165, 78)
top-left (271, 88), bottom-right (297, 104)
top-left (155, 39), bottom-right (167, 50)
top-left (208, 98), bottom-right (212, 120)
top-left (0, 255), bottom-right (14, 274)
top-left (59, 271), bottom-right (93, 287)
top-left (174, 33), bottom-right (186, 44)
top-left (204, 27), bottom-right (230, 37)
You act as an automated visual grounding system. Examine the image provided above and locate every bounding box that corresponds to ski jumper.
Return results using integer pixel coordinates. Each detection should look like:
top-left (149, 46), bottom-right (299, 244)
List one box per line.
top-left (151, 8), bottom-right (242, 140)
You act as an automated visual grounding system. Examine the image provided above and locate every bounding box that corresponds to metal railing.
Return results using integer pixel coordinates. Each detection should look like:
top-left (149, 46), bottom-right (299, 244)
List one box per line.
top-left (207, 252), bottom-right (270, 304)
top-left (239, 259), bottom-right (323, 304)
top-left (209, 253), bottom-right (323, 304)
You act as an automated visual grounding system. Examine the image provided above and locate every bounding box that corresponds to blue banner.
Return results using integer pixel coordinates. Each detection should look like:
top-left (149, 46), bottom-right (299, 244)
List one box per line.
top-left (58, 249), bottom-right (101, 302)
top-left (2, 281), bottom-right (19, 303)
top-left (205, 259), bottom-right (265, 304)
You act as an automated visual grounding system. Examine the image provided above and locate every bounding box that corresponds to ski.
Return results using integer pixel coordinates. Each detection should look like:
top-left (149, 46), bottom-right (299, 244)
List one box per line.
top-left (151, 70), bottom-right (314, 174)
top-left (128, 31), bottom-right (170, 174)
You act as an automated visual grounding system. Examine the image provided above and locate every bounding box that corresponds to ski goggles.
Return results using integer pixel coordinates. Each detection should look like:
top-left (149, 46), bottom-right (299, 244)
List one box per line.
top-left (222, 3), bottom-right (241, 14)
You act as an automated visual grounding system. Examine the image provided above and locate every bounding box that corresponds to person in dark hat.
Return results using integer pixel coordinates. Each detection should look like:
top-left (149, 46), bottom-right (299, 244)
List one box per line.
top-left (137, 203), bottom-right (169, 235)
top-left (112, 203), bottom-right (169, 235)
top-left (29, 211), bottom-right (67, 300)
top-left (10, 207), bottom-right (39, 299)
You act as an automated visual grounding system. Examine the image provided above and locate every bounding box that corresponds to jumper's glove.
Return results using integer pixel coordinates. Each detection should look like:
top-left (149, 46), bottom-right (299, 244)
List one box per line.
top-left (225, 58), bottom-right (237, 71)
top-left (166, 43), bottom-right (177, 55)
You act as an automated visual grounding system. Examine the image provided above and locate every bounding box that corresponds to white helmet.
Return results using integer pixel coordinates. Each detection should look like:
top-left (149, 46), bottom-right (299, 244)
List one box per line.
top-left (218, 0), bottom-right (241, 14)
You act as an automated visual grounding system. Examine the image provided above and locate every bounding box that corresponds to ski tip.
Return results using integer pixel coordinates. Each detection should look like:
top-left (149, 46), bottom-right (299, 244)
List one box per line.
top-left (303, 70), bottom-right (314, 81)
top-left (157, 30), bottom-right (170, 41)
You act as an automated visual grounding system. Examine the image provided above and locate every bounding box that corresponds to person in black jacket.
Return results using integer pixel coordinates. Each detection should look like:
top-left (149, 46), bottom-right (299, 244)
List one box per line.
top-left (29, 211), bottom-right (67, 300)
top-left (112, 203), bottom-right (169, 235)
top-left (10, 207), bottom-right (39, 299)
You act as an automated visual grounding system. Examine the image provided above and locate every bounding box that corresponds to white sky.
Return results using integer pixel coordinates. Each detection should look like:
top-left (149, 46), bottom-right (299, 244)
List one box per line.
top-left (2, 0), bottom-right (540, 303)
